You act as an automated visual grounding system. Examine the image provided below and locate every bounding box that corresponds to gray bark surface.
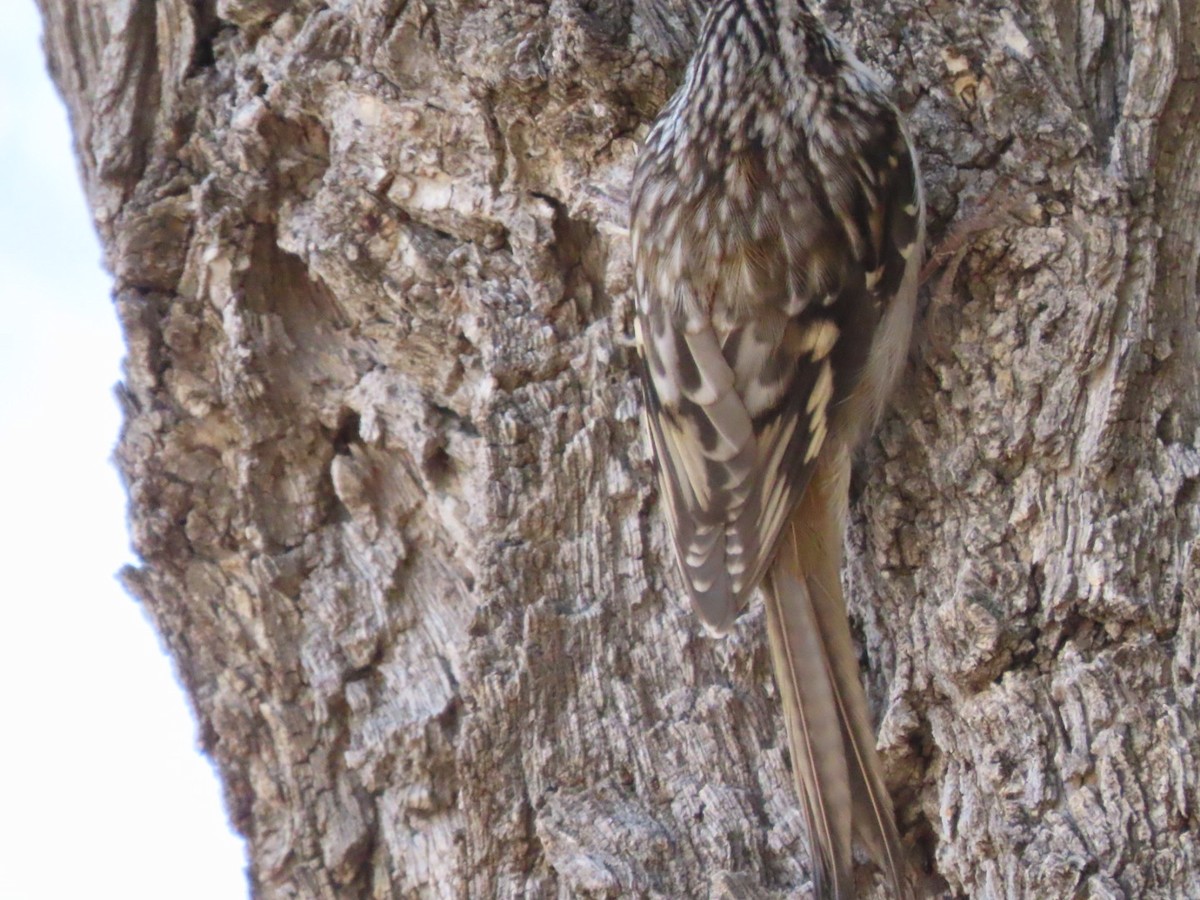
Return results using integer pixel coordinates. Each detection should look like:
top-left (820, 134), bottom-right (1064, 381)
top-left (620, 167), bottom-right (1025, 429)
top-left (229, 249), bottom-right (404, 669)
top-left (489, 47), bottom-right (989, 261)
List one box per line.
top-left (37, 0), bottom-right (1199, 896)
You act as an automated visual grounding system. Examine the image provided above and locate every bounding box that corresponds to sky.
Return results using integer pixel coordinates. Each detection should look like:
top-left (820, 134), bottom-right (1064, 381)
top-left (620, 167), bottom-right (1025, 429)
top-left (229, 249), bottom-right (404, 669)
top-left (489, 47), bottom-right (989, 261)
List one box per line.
top-left (0, 3), bottom-right (248, 897)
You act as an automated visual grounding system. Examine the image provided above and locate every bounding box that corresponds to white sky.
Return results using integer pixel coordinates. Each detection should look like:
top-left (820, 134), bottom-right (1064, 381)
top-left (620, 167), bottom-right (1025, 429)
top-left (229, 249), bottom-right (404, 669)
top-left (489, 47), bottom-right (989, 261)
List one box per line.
top-left (0, 3), bottom-right (249, 896)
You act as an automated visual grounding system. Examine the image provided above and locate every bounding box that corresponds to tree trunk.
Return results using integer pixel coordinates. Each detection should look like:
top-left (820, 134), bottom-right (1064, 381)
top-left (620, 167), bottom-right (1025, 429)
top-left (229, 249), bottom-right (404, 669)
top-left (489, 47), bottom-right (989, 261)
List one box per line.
top-left (38, 0), bottom-right (1199, 896)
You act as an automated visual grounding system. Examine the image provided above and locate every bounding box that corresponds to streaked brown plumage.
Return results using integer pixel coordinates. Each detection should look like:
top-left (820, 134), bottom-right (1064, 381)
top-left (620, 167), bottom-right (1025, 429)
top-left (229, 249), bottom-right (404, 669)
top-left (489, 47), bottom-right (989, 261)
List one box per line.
top-left (630, 1), bottom-right (924, 896)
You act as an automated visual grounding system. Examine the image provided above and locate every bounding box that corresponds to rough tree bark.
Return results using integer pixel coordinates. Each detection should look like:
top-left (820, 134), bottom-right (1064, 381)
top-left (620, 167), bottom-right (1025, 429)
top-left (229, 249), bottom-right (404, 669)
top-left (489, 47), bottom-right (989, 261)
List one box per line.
top-left (38, 0), bottom-right (1198, 897)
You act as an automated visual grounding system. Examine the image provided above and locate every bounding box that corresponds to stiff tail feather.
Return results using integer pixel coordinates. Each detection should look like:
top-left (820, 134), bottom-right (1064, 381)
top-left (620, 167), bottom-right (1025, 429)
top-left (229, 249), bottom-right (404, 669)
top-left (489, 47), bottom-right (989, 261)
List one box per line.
top-left (763, 457), bottom-right (909, 899)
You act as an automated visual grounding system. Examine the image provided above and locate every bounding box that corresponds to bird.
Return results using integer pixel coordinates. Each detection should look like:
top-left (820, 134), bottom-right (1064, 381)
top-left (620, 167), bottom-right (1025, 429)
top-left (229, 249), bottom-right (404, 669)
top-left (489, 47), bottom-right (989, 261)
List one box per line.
top-left (629, 0), bottom-right (924, 896)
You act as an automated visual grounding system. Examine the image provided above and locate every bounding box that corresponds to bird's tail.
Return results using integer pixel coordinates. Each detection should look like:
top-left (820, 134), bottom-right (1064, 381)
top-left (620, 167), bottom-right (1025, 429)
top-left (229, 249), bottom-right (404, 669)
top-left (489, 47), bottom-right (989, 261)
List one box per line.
top-left (762, 456), bottom-right (908, 899)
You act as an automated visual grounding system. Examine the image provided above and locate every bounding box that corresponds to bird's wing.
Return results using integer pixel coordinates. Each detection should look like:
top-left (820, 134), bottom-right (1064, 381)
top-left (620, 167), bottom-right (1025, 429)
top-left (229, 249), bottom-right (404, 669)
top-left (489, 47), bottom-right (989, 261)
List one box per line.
top-left (632, 104), bottom-right (921, 633)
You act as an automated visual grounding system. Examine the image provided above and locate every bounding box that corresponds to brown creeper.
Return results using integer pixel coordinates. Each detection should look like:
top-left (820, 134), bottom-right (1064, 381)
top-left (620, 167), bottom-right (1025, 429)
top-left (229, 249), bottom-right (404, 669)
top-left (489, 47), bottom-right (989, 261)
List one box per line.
top-left (630, 1), bottom-right (924, 897)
